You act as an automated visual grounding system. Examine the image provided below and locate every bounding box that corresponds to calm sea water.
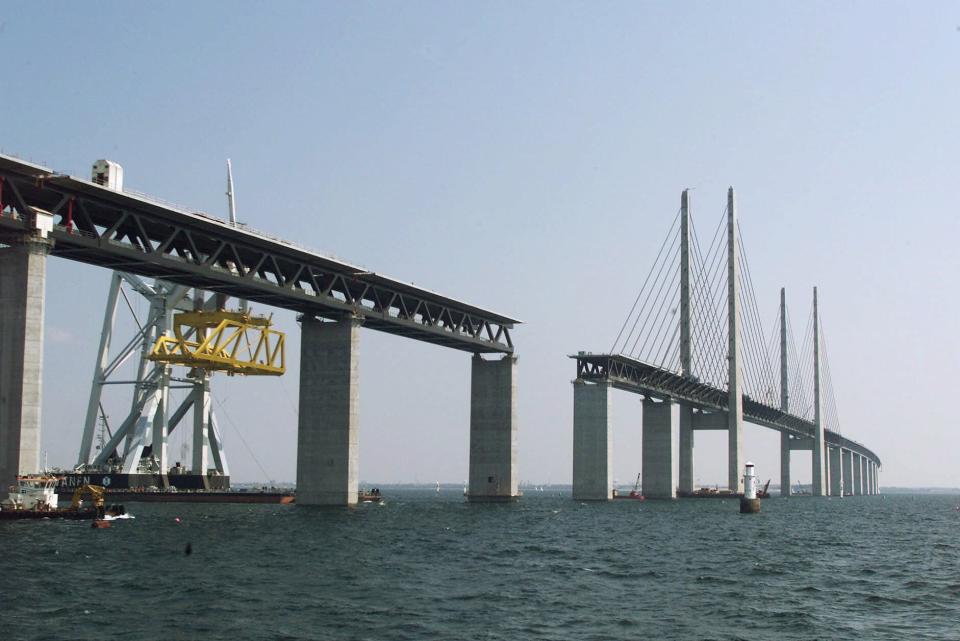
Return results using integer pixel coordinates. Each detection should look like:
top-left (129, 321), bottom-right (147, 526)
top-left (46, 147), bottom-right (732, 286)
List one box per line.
top-left (2, 491), bottom-right (958, 641)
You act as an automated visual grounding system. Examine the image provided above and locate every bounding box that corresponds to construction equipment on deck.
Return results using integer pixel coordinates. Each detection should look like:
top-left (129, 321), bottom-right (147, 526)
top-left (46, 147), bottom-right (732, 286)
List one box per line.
top-left (148, 310), bottom-right (285, 376)
top-left (71, 484), bottom-right (105, 510)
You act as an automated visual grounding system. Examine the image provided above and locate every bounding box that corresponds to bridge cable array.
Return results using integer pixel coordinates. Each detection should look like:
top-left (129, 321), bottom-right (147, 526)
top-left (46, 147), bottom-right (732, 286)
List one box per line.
top-left (608, 195), bottom-right (845, 436)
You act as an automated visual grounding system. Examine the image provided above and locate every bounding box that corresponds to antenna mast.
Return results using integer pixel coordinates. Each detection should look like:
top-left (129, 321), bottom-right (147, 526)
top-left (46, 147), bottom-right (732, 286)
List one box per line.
top-left (227, 159), bottom-right (237, 226)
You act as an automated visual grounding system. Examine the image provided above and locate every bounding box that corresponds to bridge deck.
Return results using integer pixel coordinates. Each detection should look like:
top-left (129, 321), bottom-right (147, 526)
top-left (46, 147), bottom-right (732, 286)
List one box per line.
top-left (0, 154), bottom-right (518, 353)
top-left (572, 353), bottom-right (881, 466)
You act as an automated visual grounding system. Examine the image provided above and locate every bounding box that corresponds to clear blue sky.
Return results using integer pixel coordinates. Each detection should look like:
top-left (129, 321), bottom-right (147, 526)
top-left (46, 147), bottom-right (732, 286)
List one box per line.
top-left (2, 2), bottom-right (957, 486)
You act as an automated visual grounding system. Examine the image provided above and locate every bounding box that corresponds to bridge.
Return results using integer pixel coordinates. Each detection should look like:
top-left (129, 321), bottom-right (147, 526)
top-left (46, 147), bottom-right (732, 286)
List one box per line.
top-left (572, 189), bottom-right (881, 499)
top-left (0, 153), bottom-right (520, 505)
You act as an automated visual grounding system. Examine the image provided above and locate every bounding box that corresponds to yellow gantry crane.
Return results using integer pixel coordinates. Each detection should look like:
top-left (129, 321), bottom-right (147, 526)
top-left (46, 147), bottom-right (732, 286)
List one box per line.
top-left (148, 310), bottom-right (285, 376)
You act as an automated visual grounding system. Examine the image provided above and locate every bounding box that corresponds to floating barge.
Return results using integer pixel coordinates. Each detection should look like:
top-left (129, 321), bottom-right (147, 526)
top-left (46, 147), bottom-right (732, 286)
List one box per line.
top-left (1, 477), bottom-right (121, 521)
top-left (78, 488), bottom-right (296, 504)
top-left (679, 481), bottom-right (771, 499)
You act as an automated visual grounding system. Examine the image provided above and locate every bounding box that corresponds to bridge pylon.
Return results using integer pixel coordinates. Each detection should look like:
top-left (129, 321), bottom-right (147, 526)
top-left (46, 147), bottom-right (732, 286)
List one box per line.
top-left (726, 187), bottom-right (744, 494)
top-left (812, 287), bottom-right (827, 496)
top-left (779, 287), bottom-right (792, 496)
top-left (678, 190), bottom-right (694, 495)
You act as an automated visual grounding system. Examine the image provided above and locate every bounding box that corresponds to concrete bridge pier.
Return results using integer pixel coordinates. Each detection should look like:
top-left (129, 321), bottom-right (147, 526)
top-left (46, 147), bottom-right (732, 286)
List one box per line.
top-left (780, 433), bottom-right (791, 496)
top-left (852, 453), bottom-right (863, 496)
top-left (678, 403), bottom-right (694, 495)
top-left (0, 231), bottom-right (52, 500)
top-left (296, 315), bottom-right (361, 506)
top-left (860, 456), bottom-right (871, 494)
top-left (572, 380), bottom-right (611, 500)
top-left (468, 354), bottom-right (518, 501)
top-left (828, 446), bottom-right (843, 497)
top-left (842, 448), bottom-right (853, 496)
top-left (642, 398), bottom-right (675, 499)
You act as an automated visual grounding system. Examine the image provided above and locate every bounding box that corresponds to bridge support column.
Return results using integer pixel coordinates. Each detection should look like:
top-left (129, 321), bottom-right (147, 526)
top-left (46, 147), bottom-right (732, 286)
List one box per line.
top-left (468, 354), bottom-right (518, 501)
top-left (296, 315), bottom-right (361, 506)
top-left (572, 380), bottom-right (611, 500)
top-left (780, 433), bottom-right (791, 496)
top-left (642, 398), bottom-right (676, 499)
top-left (0, 236), bottom-right (51, 499)
top-left (678, 404), bottom-right (693, 495)
top-left (842, 449), bottom-right (853, 496)
top-left (860, 456), bottom-right (869, 496)
top-left (852, 454), bottom-right (862, 496)
top-left (829, 446), bottom-right (843, 497)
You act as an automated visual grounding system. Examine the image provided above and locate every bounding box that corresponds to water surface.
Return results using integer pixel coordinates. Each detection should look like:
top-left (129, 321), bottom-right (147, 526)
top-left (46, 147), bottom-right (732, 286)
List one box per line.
top-left (2, 491), bottom-right (957, 640)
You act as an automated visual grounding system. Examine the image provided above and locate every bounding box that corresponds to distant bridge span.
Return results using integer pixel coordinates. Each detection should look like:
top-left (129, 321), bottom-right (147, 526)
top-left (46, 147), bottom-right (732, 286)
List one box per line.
top-left (572, 189), bottom-right (880, 500)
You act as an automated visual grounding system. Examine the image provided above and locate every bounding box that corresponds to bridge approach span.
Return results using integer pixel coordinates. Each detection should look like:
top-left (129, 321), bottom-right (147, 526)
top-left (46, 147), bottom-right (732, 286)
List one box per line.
top-left (0, 152), bottom-right (520, 505)
top-left (572, 353), bottom-right (880, 465)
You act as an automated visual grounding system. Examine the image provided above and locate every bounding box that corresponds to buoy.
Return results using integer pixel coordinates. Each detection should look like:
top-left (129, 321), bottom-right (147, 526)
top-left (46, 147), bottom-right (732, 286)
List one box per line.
top-left (739, 462), bottom-right (761, 514)
top-left (174, 517), bottom-right (181, 523)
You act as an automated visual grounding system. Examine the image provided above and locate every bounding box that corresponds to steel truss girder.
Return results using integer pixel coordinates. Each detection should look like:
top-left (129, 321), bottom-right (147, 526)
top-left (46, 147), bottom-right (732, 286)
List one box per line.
top-left (572, 353), bottom-right (881, 467)
top-left (0, 157), bottom-right (517, 353)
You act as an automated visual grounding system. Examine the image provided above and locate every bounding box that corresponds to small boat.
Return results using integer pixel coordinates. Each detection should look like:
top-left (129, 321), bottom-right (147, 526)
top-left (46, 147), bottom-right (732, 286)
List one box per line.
top-left (757, 479), bottom-right (771, 499)
top-left (613, 473), bottom-right (645, 500)
top-left (358, 488), bottom-right (383, 503)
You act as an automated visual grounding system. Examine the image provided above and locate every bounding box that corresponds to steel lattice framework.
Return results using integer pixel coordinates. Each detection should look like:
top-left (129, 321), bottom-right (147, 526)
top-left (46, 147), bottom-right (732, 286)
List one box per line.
top-left (0, 154), bottom-right (518, 353)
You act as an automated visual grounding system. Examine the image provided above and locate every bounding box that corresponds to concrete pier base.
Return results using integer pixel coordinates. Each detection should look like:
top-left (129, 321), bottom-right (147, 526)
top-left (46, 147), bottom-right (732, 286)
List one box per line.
top-left (468, 354), bottom-right (518, 502)
top-left (739, 497), bottom-right (761, 513)
top-left (780, 432), bottom-right (791, 496)
top-left (572, 380), bottom-right (611, 501)
top-left (296, 316), bottom-right (361, 506)
top-left (0, 237), bottom-right (50, 499)
top-left (642, 399), bottom-right (675, 499)
top-left (678, 404), bottom-right (693, 495)
top-left (812, 436), bottom-right (826, 497)
top-left (828, 447), bottom-right (843, 497)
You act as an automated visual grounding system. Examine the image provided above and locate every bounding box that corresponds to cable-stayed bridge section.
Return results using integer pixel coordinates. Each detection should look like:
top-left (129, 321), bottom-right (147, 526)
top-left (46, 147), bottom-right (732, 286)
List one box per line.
top-left (0, 153), bottom-right (520, 505)
top-left (571, 188), bottom-right (881, 500)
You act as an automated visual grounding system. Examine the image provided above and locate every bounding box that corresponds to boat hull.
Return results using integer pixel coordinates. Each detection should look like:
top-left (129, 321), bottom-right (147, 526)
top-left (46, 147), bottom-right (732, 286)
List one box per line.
top-left (0, 508), bottom-right (101, 521)
top-left (57, 489), bottom-right (295, 504)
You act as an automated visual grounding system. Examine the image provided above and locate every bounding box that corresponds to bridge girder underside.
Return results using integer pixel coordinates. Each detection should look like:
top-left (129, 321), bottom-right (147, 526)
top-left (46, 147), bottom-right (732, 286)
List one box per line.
top-left (572, 353), bottom-right (881, 467)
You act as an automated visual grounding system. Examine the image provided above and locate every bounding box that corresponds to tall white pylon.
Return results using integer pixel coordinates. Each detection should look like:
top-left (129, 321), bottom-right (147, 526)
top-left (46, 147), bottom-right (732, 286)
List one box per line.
top-left (812, 286), bottom-right (826, 496)
top-left (726, 187), bottom-right (744, 493)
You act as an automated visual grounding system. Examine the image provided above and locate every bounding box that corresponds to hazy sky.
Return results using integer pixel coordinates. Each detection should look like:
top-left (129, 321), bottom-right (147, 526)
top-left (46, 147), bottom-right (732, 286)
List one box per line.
top-left (2, 2), bottom-right (957, 487)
